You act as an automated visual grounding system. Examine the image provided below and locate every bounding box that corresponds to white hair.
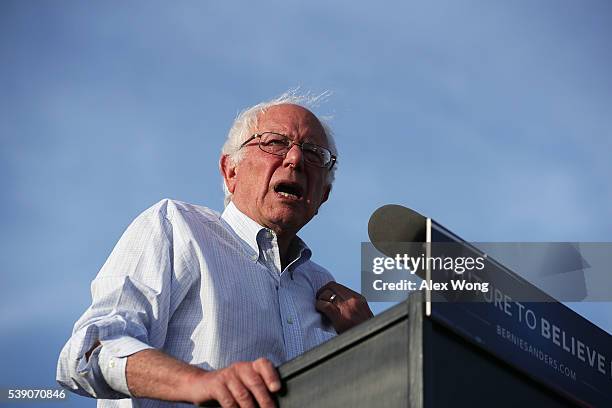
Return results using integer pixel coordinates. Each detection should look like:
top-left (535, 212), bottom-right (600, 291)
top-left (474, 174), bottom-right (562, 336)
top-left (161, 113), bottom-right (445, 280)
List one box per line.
top-left (221, 89), bottom-right (338, 207)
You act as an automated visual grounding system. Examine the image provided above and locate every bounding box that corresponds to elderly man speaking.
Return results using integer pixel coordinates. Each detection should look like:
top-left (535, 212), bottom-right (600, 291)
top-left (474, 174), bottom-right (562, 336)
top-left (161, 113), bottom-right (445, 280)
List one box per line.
top-left (57, 91), bottom-right (373, 408)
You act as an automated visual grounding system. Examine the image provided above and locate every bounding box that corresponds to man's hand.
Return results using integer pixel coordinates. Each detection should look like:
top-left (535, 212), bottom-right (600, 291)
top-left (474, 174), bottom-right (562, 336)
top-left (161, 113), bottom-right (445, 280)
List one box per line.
top-left (126, 350), bottom-right (280, 408)
top-left (189, 358), bottom-right (280, 408)
top-left (315, 282), bottom-right (373, 334)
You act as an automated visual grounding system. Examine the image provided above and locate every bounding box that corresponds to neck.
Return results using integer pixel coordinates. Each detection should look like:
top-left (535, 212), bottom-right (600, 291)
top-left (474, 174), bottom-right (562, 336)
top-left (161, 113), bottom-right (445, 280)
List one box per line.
top-left (228, 201), bottom-right (299, 269)
top-left (275, 231), bottom-right (295, 270)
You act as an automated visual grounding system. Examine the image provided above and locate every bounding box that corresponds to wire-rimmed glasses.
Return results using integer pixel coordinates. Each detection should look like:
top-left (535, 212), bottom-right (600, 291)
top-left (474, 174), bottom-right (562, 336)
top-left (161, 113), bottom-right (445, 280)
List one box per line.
top-left (239, 132), bottom-right (336, 169)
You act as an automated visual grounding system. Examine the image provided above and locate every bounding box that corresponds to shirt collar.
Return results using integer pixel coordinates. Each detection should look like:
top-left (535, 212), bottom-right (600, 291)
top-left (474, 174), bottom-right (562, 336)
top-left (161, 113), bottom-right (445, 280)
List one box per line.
top-left (221, 201), bottom-right (263, 255)
top-left (221, 201), bottom-right (312, 263)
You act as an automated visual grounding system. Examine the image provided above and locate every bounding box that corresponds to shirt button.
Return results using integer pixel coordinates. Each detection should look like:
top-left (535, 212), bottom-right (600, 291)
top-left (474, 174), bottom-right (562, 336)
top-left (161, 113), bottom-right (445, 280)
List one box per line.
top-left (109, 360), bottom-right (116, 368)
top-left (251, 254), bottom-right (258, 261)
top-left (286, 317), bottom-right (293, 325)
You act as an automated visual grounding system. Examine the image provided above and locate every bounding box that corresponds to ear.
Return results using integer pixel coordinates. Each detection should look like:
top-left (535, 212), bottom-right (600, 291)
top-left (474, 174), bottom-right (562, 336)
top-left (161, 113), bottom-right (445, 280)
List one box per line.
top-left (315, 184), bottom-right (332, 215)
top-left (220, 155), bottom-right (238, 194)
top-left (321, 184), bottom-right (331, 205)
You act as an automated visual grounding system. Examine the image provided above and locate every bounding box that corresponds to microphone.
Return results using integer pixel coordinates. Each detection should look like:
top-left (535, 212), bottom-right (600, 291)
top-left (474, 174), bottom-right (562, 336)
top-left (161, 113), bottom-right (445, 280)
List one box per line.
top-left (367, 204), bottom-right (428, 260)
top-left (367, 204), bottom-right (587, 303)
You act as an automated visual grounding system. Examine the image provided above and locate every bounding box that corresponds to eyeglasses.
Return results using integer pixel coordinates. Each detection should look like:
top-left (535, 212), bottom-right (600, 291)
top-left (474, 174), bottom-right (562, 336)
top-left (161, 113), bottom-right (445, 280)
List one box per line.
top-left (239, 132), bottom-right (337, 169)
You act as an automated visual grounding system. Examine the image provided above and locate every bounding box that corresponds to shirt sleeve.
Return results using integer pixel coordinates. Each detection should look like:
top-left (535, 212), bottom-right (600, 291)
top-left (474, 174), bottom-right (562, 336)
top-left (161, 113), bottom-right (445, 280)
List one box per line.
top-left (56, 199), bottom-right (193, 399)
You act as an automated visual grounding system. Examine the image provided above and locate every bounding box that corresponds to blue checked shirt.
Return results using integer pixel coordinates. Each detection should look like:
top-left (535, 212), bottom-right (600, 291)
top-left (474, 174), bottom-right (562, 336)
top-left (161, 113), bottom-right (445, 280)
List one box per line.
top-left (57, 199), bottom-right (336, 407)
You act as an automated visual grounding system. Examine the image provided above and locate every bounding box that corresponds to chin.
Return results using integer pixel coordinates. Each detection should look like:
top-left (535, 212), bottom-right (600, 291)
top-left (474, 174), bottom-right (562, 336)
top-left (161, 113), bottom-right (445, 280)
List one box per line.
top-left (268, 212), bottom-right (306, 232)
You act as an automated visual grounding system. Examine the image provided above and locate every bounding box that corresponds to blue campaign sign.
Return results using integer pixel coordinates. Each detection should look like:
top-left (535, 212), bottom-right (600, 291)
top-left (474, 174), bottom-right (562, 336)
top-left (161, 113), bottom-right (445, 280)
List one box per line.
top-left (428, 224), bottom-right (612, 407)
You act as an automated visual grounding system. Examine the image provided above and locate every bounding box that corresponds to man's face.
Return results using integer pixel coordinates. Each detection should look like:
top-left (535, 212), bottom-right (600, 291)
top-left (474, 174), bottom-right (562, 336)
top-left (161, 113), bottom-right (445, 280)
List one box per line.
top-left (222, 104), bottom-right (332, 236)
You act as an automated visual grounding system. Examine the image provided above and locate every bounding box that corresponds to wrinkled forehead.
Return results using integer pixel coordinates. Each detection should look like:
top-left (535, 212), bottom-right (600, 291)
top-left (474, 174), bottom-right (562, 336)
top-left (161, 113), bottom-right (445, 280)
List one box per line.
top-left (255, 104), bottom-right (329, 146)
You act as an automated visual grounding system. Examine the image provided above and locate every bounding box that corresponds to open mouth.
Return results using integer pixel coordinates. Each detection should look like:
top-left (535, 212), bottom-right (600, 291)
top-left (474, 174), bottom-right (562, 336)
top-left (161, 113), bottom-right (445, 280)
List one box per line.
top-left (274, 182), bottom-right (304, 200)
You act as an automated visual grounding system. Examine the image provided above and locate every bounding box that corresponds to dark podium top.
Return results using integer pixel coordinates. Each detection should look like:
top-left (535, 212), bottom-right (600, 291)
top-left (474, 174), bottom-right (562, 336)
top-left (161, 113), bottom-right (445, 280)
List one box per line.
top-left (276, 293), bottom-right (579, 408)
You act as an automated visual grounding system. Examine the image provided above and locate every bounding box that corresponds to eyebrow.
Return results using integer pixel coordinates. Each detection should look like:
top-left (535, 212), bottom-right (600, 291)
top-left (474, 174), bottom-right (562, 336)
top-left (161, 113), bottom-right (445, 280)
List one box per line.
top-left (259, 130), bottom-right (325, 146)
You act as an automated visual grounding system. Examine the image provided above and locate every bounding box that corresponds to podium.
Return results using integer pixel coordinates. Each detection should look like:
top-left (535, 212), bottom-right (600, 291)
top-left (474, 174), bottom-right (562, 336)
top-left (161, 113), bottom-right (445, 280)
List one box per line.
top-left (276, 292), bottom-right (610, 407)
top-left (274, 205), bottom-right (612, 406)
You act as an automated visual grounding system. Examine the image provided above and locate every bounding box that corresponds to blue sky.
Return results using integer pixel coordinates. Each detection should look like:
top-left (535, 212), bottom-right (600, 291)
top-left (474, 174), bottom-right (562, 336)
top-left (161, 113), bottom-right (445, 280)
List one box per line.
top-left (1, 1), bottom-right (611, 406)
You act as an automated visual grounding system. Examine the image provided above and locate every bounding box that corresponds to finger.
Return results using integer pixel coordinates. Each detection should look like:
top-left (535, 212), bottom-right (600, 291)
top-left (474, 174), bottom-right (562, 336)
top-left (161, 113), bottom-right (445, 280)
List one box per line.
top-left (252, 358), bottom-right (281, 392)
top-left (325, 282), bottom-right (361, 300)
top-left (316, 299), bottom-right (350, 334)
top-left (238, 369), bottom-right (275, 408)
top-left (211, 383), bottom-right (237, 408)
top-left (317, 282), bottom-right (363, 304)
top-left (316, 288), bottom-right (340, 304)
top-left (316, 299), bottom-right (342, 321)
top-left (226, 378), bottom-right (255, 408)
top-left (315, 281), bottom-right (336, 298)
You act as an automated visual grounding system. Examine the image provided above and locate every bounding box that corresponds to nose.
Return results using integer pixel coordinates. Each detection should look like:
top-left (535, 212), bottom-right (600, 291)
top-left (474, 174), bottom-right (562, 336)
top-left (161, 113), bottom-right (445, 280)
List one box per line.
top-left (283, 143), bottom-right (304, 169)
